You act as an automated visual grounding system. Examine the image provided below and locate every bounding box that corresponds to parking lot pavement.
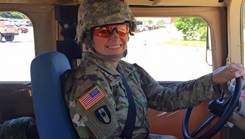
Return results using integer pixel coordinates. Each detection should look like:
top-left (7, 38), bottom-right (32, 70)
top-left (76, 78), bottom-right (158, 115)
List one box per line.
top-left (0, 27), bottom-right (34, 81)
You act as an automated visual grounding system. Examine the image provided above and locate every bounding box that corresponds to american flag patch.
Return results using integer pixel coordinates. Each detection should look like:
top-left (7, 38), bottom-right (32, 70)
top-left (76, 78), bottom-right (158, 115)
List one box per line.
top-left (79, 86), bottom-right (105, 110)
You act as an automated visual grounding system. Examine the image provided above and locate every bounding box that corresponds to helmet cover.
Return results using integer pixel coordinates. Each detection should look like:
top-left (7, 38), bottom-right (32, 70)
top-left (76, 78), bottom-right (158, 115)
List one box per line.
top-left (76, 0), bottom-right (136, 43)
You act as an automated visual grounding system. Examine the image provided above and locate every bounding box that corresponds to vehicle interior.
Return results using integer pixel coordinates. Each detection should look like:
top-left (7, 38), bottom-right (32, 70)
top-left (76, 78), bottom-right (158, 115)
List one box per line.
top-left (0, 0), bottom-right (245, 139)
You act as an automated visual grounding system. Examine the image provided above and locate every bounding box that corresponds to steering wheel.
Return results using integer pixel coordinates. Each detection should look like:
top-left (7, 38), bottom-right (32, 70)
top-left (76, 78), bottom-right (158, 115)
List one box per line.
top-left (182, 77), bottom-right (243, 139)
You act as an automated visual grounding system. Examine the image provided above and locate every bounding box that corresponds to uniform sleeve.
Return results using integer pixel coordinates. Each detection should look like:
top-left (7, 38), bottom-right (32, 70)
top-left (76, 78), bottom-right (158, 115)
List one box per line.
top-left (62, 69), bottom-right (121, 139)
top-left (62, 69), bottom-right (95, 139)
top-left (133, 64), bottom-right (221, 112)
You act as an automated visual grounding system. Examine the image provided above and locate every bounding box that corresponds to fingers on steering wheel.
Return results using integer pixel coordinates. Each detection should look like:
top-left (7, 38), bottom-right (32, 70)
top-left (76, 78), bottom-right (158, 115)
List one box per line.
top-left (227, 63), bottom-right (244, 78)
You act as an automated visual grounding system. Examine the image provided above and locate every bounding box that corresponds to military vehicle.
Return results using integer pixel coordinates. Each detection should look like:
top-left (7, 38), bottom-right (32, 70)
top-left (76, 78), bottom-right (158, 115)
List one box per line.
top-left (1, 0), bottom-right (245, 139)
top-left (0, 21), bottom-right (16, 42)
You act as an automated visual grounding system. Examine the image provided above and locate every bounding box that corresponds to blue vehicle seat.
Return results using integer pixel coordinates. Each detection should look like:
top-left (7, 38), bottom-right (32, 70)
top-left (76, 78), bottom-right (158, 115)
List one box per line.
top-left (30, 51), bottom-right (78, 139)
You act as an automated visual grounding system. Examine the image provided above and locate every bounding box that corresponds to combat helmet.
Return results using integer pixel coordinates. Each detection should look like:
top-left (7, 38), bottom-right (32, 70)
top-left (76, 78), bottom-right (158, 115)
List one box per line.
top-left (76, 0), bottom-right (136, 43)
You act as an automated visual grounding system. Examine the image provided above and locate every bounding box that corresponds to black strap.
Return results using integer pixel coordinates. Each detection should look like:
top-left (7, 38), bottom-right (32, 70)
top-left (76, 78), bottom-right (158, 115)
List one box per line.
top-left (118, 71), bottom-right (136, 139)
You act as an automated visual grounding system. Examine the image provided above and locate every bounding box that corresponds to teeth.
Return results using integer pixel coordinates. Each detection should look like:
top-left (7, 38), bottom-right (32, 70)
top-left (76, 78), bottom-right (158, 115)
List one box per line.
top-left (107, 45), bottom-right (120, 49)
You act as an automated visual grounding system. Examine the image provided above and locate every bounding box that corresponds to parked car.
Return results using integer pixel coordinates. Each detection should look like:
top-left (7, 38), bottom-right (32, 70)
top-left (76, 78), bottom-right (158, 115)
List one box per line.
top-left (143, 25), bottom-right (149, 31)
top-left (145, 25), bottom-right (153, 30)
top-left (136, 25), bottom-right (144, 32)
top-left (17, 26), bottom-right (28, 33)
top-left (151, 25), bottom-right (159, 29)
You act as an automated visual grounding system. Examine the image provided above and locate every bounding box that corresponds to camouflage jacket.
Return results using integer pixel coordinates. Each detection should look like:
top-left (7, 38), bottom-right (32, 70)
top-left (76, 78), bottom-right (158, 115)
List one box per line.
top-left (62, 52), bottom-right (220, 139)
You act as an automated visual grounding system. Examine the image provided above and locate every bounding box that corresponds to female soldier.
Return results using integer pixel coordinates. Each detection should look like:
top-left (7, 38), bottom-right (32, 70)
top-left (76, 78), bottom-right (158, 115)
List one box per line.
top-left (62, 0), bottom-right (245, 138)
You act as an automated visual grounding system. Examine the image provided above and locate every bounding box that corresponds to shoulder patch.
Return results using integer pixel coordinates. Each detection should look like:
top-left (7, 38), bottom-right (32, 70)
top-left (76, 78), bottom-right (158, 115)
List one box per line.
top-left (79, 85), bottom-right (105, 110)
top-left (95, 105), bottom-right (111, 124)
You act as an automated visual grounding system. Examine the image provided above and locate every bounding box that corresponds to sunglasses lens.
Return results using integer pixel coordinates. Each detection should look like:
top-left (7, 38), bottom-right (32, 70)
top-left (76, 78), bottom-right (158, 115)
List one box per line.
top-left (117, 25), bottom-right (128, 36)
top-left (94, 27), bottom-right (111, 38)
top-left (93, 24), bottom-right (129, 38)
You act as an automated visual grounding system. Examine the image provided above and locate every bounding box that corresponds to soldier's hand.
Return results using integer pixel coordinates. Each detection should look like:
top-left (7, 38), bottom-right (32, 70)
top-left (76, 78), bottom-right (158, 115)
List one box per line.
top-left (211, 63), bottom-right (245, 84)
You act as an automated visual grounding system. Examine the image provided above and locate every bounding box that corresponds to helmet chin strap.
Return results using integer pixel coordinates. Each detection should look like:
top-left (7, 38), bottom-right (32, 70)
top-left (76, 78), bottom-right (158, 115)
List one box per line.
top-left (89, 49), bottom-right (127, 62)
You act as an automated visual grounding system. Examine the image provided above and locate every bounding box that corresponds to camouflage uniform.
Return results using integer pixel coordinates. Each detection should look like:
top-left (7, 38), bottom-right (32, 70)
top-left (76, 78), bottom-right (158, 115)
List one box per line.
top-left (63, 0), bottom-right (221, 138)
top-left (63, 52), bottom-right (220, 139)
top-left (0, 116), bottom-right (39, 139)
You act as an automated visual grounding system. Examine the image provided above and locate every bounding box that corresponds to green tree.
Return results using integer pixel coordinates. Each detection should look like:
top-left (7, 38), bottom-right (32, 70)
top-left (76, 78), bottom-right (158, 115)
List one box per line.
top-left (147, 19), bottom-right (153, 25)
top-left (156, 19), bottom-right (165, 27)
top-left (174, 17), bottom-right (207, 40)
top-left (0, 12), bottom-right (27, 19)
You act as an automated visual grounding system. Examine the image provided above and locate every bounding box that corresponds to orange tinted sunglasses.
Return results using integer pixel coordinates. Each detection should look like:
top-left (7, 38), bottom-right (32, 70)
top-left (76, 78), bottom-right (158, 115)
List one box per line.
top-left (93, 23), bottom-right (129, 38)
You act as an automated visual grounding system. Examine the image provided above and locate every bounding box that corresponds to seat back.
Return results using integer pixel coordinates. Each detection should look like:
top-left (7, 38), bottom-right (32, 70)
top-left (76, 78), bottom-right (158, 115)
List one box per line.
top-left (30, 51), bottom-right (78, 139)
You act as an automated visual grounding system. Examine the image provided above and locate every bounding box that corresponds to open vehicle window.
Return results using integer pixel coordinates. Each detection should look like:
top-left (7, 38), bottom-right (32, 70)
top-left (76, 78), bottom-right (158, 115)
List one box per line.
top-left (0, 12), bottom-right (34, 81)
top-left (123, 17), bottom-right (212, 81)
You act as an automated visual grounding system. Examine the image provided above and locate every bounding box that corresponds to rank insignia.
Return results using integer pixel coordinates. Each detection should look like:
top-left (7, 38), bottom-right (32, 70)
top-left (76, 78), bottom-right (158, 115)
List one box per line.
top-left (79, 85), bottom-right (105, 110)
top-left (95, 105), bottom-right (111, 124)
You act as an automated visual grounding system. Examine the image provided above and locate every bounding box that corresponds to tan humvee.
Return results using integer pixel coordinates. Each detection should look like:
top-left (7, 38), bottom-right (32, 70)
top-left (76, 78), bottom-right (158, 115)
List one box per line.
top-left (0, 21), bottom-right (17, 42)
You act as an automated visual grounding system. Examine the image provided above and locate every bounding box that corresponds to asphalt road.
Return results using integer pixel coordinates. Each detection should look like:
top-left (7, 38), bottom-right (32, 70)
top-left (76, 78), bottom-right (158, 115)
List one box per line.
top-left (125, 28), bottom-right (212, 81)
top-left (0, 27), bottom-right (35, 81)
